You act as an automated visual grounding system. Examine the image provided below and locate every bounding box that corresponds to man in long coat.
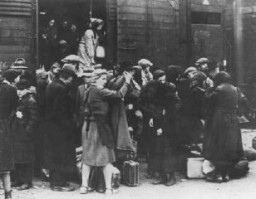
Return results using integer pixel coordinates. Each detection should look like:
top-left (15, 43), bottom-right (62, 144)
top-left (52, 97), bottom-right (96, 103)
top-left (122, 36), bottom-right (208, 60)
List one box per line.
top-left (43, 64), bottom-right (76, 191)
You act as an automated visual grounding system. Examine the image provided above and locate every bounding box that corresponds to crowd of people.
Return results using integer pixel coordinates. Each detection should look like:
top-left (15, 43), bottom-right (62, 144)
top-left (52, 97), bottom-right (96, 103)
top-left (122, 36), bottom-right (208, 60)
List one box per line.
top-left (0, 18), bottom-right (253, 199)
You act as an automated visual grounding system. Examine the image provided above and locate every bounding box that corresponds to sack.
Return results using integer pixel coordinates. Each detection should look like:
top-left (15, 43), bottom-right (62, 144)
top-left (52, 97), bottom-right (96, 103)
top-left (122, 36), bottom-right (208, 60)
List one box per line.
top-left (122, 160), bottom-right (139, 187)
top-left (202, 160), bottom-right (215, 175)
top-left (229, 160), bottom-right (249, 179)
top-left (96, 46), bottom-right (105, 58)
top-left (244, 149), bottom-right (256, 161)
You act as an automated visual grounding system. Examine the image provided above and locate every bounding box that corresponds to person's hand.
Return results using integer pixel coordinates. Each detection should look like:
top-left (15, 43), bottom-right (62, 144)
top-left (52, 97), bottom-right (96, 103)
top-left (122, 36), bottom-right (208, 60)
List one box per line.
top-left (135, 110), bottom-right (143, 118)
top-left (149, 118), bottom-right (154, 127)
top-left (123, 71), bottom-right (132, 84)
top-left (157, 128), bottom-right (163, 136)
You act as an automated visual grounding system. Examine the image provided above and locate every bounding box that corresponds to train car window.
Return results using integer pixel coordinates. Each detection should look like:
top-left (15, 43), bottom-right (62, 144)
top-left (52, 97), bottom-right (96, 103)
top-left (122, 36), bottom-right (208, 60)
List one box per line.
top-left (191, 11), bottom-right (221, 25)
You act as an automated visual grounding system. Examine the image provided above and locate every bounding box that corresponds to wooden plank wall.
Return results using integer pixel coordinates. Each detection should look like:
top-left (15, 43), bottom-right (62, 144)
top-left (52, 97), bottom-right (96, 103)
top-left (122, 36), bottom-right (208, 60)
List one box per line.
top-left (0, 0), bottom-right (36, 69)
top-left (190, 0), bottom-right (225, 64)
top-left (116, 0), bottom-right (180, 68)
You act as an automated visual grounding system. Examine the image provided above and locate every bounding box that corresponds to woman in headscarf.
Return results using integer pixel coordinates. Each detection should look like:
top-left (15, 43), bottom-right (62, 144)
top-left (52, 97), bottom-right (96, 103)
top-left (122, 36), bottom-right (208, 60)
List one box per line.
top-left (77, 19), bottom-right (104, 71)
top-left (80, 69), bottom-right (132, 194)
top-left (203, 71), bottom-right (245, 182)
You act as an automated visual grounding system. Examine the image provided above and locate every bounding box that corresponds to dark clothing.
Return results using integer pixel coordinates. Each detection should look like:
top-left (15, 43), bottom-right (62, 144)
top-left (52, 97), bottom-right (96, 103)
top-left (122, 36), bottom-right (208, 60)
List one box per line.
top-left (176, 77), bottom-right (205, 144)
top-left (107, 76), bottom-right (138, 152)
top-left (14, 163), bottom-right (33, 184)
top-left (139, 81), bottom-right (181, 173)
top-left (87, 83), bottom-right (129, 149)
top-left (12, 93), bottom-right (38, 164)
top-left (0, 82), bottom-right (17, 172)
top-left (43, 79), bottom-right (76, 173)
top-left (203, 83), bottom-right (244, 168)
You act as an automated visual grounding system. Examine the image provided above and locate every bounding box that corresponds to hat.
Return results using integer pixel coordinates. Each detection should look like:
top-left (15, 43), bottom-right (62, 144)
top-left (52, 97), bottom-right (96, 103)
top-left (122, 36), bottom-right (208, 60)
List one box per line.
top-left (184, 67), bottom-right (197, 76)
top-left (153, 69), bottom-right (165, 80)
top-left (51, 62), bottom-right (61, 69)
top-left (138, 59), bottom-right (153, 68)
top-left (10, 58), bottom-right (28, 70)
top-left (59, 40), bottom-right (67, 46)
top-left (195, 57), bottom-right (209, 65)
top-left (61, 55), bottom-right (85, 65)
top-left (133, 65), bottom-right (142, 70)
top-left (60, 64), bottom-right (76, 76)
top-left (16, 79), bottom-right (31, 90)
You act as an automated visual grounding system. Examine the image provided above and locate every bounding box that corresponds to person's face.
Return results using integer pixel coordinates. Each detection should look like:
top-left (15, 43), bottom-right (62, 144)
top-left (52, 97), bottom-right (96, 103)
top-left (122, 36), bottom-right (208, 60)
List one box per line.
top-left (157, 75), bottom-right (166, 84)
top-left (63, 21), bottom-right (68, 28)
top-left (96, 75), bottom-right (107, 87)
top-left (143, 66), bottom-right (150, 72)
top-left (199, 63), bottom-right (208, 73)
top-left (49, 20), bottom-right (55, 27)
top-left (71, 24), bottom-right (77, 32)
top-left (97, 24), bottom-right (103, 30)
top-left (17, 89), bottom-right (28, 98)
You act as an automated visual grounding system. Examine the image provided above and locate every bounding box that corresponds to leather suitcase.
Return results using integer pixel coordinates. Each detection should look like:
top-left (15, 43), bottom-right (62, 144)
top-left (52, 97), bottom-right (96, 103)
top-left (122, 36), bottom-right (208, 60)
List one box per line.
top-left (122, 160), bottom-right (139, 187)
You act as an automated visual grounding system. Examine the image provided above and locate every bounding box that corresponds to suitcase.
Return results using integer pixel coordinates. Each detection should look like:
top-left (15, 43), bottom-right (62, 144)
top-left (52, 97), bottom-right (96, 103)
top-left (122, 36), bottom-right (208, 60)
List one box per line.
top-left (187, 157), bottom-right (205, 179)
top-left (122, 160), bottom-right (139, 186)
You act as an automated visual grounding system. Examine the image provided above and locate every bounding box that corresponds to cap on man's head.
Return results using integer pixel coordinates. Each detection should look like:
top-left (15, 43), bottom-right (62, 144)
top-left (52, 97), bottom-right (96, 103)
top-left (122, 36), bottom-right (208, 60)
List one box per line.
top-left (138, 59), bottom-right (153, 68)
top-left (60, 63), bottom-right (76, 76)
top-left (153, 69), bottom-right (165, 80)
top-left (10, 58), bottom-right (28, 70)
top-left (195, 57), bottom-right (209, 66)
top-left (61, 55), bottom-right (85, 65)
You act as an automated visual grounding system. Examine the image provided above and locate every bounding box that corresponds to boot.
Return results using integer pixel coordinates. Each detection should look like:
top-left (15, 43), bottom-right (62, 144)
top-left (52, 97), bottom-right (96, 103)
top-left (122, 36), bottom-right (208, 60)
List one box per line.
top-left (165, 173), bottom-right (176, 186)
top-left (5, 191), bottom-right (12, 199)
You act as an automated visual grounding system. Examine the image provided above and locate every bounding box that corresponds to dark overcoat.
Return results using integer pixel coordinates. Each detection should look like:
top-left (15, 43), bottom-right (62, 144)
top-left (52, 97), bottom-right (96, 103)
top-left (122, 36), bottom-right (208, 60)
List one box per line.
top-left (138, 81), bottom-right (181, 173)
top-left (12, 93), bottom-right (38, 164)
top-left (203, 83), bottom-right (244, 167)
top-left (107, 76), bottom-right (135, 152)
top-left (0, 82), bottom-right (18, 171)
top-left (43, 79), bottom-right (76, 173)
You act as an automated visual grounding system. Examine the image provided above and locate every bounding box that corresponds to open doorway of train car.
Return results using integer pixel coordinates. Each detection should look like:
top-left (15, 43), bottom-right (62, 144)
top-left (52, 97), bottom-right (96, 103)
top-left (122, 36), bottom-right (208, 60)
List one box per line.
top-left (37, 0), bottom-right (108, 70)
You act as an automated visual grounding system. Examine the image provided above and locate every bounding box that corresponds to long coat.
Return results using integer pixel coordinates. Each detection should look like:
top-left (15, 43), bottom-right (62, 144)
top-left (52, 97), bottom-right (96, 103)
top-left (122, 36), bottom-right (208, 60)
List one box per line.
top-left (138, 81), bottom-right (181, 173)
top-left (12, 93), bottom-right (38, 164)
top-left (107, 75), bottom-right (136, 152)
top-left (77, 29), bottom-right (99, 70)
top-left (43, 79), bottom-right (76, 173)
top-left (0, 82), bottom-right (18, 171)
top-left (203, 83), bottom-right (244, 167)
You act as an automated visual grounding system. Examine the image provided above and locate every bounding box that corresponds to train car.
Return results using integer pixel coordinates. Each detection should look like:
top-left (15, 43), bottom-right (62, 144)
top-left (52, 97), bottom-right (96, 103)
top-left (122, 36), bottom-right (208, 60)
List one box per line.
top-left (0, 0), bottom-right (37, 69)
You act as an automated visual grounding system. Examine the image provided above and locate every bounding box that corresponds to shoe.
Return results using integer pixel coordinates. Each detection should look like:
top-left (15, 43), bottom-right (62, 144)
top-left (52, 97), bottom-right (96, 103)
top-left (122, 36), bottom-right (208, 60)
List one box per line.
top-left (96, 187), bottom-right (105, 193)
top-left (51, 185), bottom-right (75, 192)
top-left (221, 174), bottom-right (230, 182)
top-left (152, 177), bottom-right (165, 185)
top-left (80, 186), bottom-right (93, 194)
top-left (165, 173), bottom-right (176, 186)
top-left (16, 183), bottom-right (32, 191)
top-left (105, 188), bottom-right (118, 194)
top-left (206, 173), bottom-right (222, 183)
top-left (4, 191), bottom-right (12, 199)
